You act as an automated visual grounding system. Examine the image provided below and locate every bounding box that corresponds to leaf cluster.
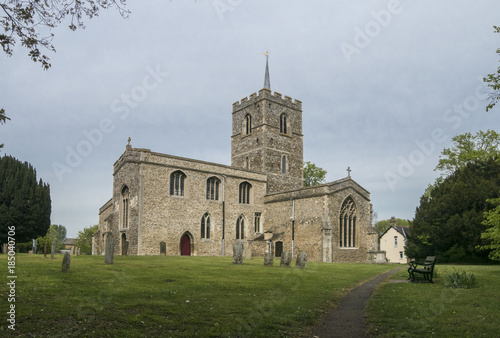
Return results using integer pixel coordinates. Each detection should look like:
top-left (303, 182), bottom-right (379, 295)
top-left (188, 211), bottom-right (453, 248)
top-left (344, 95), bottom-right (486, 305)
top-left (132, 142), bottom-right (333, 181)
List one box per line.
top-left (76, 224), bottom-right (98, 255)
top-left (0, 0), bottom-right (129, 69)
top-left (303, 161), bottom-right (327, 187)
top-left (407, 158), bottom-right (500, 262)
top-left (484, 26), bottom-right (500, 111)
top-left (0, 155), bottom-right (51, 244)
top-left (478, 196), bottom-right (500, 261)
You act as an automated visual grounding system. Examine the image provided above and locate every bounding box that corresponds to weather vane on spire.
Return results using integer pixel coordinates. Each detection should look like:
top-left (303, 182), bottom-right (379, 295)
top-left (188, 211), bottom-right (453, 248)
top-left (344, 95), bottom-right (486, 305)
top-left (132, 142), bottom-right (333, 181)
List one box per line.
top-left (263, 51), bottom-right (271, 90)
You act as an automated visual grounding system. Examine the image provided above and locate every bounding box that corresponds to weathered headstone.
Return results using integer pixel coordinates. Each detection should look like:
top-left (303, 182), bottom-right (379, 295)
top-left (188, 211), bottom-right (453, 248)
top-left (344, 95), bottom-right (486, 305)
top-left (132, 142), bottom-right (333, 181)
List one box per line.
top-left (295, 251), bottom-right (307, 269)
top-left (243, 245), bottom-right (252, 260)
top-left (264, 252), bottom-right (274, 266)
top-left (233, 240), bottom-right (243, 264)
top-left (62, 252), bottom-right (71, 273)
top-left (105, 234), bottom-right (114, 264)
top-left (2, 243), bottom-right (7, 254)
top-left (280, 251), bottom-right (292, 267)
top-left (50, 240), bottom-right (55, 259)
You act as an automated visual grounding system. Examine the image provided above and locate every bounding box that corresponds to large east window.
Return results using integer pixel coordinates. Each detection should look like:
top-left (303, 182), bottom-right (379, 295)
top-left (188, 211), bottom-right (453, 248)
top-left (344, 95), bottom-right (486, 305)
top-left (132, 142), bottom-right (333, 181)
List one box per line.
top-left (339, 197), bottom-right (357, 248)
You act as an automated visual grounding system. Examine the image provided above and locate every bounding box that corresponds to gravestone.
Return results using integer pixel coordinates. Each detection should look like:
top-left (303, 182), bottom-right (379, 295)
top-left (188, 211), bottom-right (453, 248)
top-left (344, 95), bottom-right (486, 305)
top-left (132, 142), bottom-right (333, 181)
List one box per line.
top-left (2, 243), bottom-right (7, 254)
top-left (50, 240), bottom-right (55, 259)
top-left (62, 252), bottom-right (71, 273)
top-left (264, 252), bottom-right (274, 266)
top-left (105, 234), bottom-right (114, 264)
top-left (295, 251), bottom-right (307, 269)
top-left (280, 251), bottom-right (292, 267)
top-left (233, 240), bottom-right (243, 264)
top-left (243, 245), bottom-right (252, 260)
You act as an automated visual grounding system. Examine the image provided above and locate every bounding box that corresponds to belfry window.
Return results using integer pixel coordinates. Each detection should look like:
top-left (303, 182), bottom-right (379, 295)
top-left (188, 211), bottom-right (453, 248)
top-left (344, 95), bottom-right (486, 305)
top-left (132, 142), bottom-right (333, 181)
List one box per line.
top-left (245, 114), bottom-right (252, 135)
top-left (201, 213), bottom-right (211, 239)
top-left (239, 182), bottom-right (252, 204)
top-left (236, 215), bottom-right (245, 240)
top-left (206, 177), bottom-right (220, 200)
top-left (339, 197), bottom-right (357, 248)
top-left (280, 113), bottom-right (287, 134)
top-left (281, 155), bottom-right (287, 174)
top-left (170, 171), bottom-right (186, 196)
top-left (121, 185), bottom-right (130, 229)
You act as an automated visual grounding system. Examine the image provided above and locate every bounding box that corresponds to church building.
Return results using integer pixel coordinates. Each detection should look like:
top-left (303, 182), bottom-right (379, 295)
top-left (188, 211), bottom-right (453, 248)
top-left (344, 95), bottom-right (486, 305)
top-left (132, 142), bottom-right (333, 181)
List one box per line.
top-left (93, 57), bottom-right (380, 263)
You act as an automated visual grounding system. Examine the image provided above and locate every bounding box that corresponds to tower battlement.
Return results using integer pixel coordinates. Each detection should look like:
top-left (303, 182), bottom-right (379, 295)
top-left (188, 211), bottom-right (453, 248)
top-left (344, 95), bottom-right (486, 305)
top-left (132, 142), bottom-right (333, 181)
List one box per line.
top-left (232, 88), bottom-right (302, 112)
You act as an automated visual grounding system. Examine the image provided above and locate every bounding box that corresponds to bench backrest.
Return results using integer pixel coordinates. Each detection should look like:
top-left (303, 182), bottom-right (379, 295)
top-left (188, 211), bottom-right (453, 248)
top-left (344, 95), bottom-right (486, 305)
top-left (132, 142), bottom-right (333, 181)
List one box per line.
top-left (424, 256), bottom-right (436, 271)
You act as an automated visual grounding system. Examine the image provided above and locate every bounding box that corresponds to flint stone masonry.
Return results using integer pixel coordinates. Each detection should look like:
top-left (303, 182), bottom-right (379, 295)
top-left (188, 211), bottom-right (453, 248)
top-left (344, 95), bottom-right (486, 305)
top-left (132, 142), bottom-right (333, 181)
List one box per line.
top-left (94, 80), bottom-right (382, 264)
top-left (280, 251), bottom-right (292, 267)
top-left (295, 251), bottom-right (307, 268)
top-left (233, 240), bottom-right (244, 264)
top-left (62, 253), bottom-right (71, 272)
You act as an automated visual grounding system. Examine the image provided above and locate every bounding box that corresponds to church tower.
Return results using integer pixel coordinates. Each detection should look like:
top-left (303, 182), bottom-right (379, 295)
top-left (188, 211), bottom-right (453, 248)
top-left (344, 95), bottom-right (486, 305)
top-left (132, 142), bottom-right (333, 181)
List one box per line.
top-left (231, 53), bottom-right (303, 193)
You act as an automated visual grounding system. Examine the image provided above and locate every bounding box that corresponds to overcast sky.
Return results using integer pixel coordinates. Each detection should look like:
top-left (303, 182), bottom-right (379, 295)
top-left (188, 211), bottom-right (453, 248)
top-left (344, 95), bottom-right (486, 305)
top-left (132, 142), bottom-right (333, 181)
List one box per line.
top-left (2, 0), bottom-right (500, 238)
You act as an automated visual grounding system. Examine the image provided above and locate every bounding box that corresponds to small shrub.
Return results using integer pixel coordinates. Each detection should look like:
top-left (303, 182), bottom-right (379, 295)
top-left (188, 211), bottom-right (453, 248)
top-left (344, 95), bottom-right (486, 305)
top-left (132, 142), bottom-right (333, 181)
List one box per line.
top-left (444, 268), bottom-right (479, 289)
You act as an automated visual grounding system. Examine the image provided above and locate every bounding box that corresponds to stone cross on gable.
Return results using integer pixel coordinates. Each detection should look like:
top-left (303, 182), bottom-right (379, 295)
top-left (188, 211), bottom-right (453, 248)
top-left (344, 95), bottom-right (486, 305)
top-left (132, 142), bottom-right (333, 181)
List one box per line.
top-left (347, 166), bottom-right (351, 178)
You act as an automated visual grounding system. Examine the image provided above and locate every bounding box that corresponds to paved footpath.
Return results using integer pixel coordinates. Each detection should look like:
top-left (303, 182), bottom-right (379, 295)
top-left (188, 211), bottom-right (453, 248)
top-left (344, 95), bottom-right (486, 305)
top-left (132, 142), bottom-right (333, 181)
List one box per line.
top-left (311, 268), bottom-right (402, 338)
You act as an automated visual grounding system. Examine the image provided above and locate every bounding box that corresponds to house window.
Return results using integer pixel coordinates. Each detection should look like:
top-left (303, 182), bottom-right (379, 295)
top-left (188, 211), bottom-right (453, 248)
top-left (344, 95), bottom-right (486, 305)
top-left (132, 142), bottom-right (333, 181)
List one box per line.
top-left (399, 251), bottom-right (403, 259)
top-left (245, 114), bottom-right (252, 135)
top-left (339, 197), bottom-right (357, 248)
top-left (206, 177), bottom-right (220, 200)
top-left (201, 213), bottom-right (211, 239)
top-left (236, 216), bottom-right (245, 240)
top-left (239, 182), bottom-right (251, 204)
top-left (170, 171), bottom-right (186, 196)
top-left (121, 185), bottom-right (129, 229)
top-left (254, 212), bottom-right (261, 233)
top-left (280, 113), bottom-right (287, 134)
top-left (394, 236), bottom-right (398, 247)
top-left (281, 155), bottom-right (287, 174)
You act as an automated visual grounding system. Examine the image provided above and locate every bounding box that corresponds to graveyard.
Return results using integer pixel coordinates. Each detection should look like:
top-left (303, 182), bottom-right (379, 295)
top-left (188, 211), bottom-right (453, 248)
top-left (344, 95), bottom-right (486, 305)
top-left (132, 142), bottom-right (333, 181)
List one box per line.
top-left (1, 254), bottom-right (499, 337)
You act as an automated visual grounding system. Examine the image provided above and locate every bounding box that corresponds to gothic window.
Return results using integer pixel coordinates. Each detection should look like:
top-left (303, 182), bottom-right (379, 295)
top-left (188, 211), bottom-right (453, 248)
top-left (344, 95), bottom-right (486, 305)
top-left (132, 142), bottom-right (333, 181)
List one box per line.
top-left (170, 170), bottom-right (186, 196)
top-left (339, 197), bottom-right (357, 248)
top-left (201, 213), bottom-right (211, 239)
top-left (245, 157), bottom-right (249, 170)
top-left (245, 114), bottom-right (252, 135)
top-left (254, 212), bottom-right (261, 233)
top-left (281, 155), bottom-right (287, 174)
top-left (280, 113), bottom-right (287, 134)
top-left (236, 215), bottom-right (245, 240)
top-left (121, 185), bottom-right (130, 229)
top-left (206, 177), bottom-right (220, 200)
top-left (239, 182), bottom-right (252, 204)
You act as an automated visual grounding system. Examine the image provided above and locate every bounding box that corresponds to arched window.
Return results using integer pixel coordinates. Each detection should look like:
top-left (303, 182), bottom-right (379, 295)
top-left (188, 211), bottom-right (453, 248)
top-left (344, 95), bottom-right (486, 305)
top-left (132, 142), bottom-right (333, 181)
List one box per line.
top-left (206, 177), bottom-right (221, 200)
top-left (121, 185), bottom-right (129, 229)
top-left (236, 215), bottom-right (245, 240)
top-left (281, 155), bottom-right (287, 174)
top-left (170, 171), bottom-right (186, 196)
top-left (201, 213), bottom-right (211, 239)
top-left (280, 113), bottom-right (287, 134)
top-left (339, 197), bottom-right (357, 248)
top-left (239, 182), bottom-right (252, 204)
top-left (254, 212), bottom-right (261, 233)
top-left (245, 114), bottom-right (252, 135)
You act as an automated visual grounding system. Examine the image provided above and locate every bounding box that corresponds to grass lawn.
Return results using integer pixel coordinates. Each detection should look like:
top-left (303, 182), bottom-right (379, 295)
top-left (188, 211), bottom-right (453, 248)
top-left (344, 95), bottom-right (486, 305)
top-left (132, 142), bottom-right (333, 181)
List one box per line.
top-left (1, 254), bottom-right (394, 337)
top-left (367, 264), bottom-right (500, 337)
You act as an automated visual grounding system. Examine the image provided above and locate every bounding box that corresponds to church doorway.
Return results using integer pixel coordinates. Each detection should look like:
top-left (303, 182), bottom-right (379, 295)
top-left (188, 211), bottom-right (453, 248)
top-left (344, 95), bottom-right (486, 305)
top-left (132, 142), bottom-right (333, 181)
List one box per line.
top-left (275, 241), bottom-right (283, 257)
top-left (160, 242), bottom-right (166, 255)
top-left (180, 233), bottom-right (192, 256)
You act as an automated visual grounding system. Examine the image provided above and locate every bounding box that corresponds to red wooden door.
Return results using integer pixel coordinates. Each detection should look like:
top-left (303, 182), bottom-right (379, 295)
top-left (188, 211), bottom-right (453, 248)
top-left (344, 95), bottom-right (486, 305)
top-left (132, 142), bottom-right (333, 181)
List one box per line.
top-left (181, 234), bottom-right (191, 256)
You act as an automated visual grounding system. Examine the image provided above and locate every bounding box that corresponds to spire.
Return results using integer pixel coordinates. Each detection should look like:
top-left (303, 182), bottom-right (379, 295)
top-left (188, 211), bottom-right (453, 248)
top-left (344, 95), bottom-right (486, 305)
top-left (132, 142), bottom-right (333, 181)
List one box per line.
top-left (263, 51), bottom-right (270, 90)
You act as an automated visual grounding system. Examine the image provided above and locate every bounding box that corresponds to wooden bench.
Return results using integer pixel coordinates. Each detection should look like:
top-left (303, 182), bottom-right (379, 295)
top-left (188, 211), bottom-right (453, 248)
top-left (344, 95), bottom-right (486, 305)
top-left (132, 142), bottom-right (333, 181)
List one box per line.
top-left (408, 256), bottom-right (437, 283)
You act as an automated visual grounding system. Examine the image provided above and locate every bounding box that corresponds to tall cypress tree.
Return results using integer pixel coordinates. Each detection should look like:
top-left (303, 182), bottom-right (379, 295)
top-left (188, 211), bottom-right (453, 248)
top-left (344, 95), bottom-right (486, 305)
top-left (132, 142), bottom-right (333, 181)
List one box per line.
top-left (0, 155), bottom-right (51, 244)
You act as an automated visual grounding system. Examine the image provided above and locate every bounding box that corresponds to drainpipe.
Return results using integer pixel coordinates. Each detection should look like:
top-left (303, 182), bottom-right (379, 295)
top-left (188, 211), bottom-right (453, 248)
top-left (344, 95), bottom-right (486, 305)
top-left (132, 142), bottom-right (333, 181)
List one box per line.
top-left (222, 175), bottom-right (226, 256)
top-left (292, 198), bottom-right (295, 258)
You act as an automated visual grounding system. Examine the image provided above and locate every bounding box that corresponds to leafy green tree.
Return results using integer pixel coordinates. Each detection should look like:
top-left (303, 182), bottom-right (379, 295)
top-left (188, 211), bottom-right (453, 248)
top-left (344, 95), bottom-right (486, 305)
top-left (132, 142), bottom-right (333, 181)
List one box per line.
top-left (435, 130), bottom-right (500, 177)
top-left (303, 161), bottom-right (327, 187)
top-left (76, 225), bottom-right (98, 255)
top-left (484, 26), bottom-right (500, 112)
top-left (0, 0), bottom-right (129, 70)
top-left (0, 108), bottom-right (9, 150)
top-left (478, 197), bottom-right (500, 261)
top-left (0, 155), bottom-right (51, 244)
top-left (407, 158), bottom-right (500, 262)
top-left (375, 218), bottom-right (409, 235)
